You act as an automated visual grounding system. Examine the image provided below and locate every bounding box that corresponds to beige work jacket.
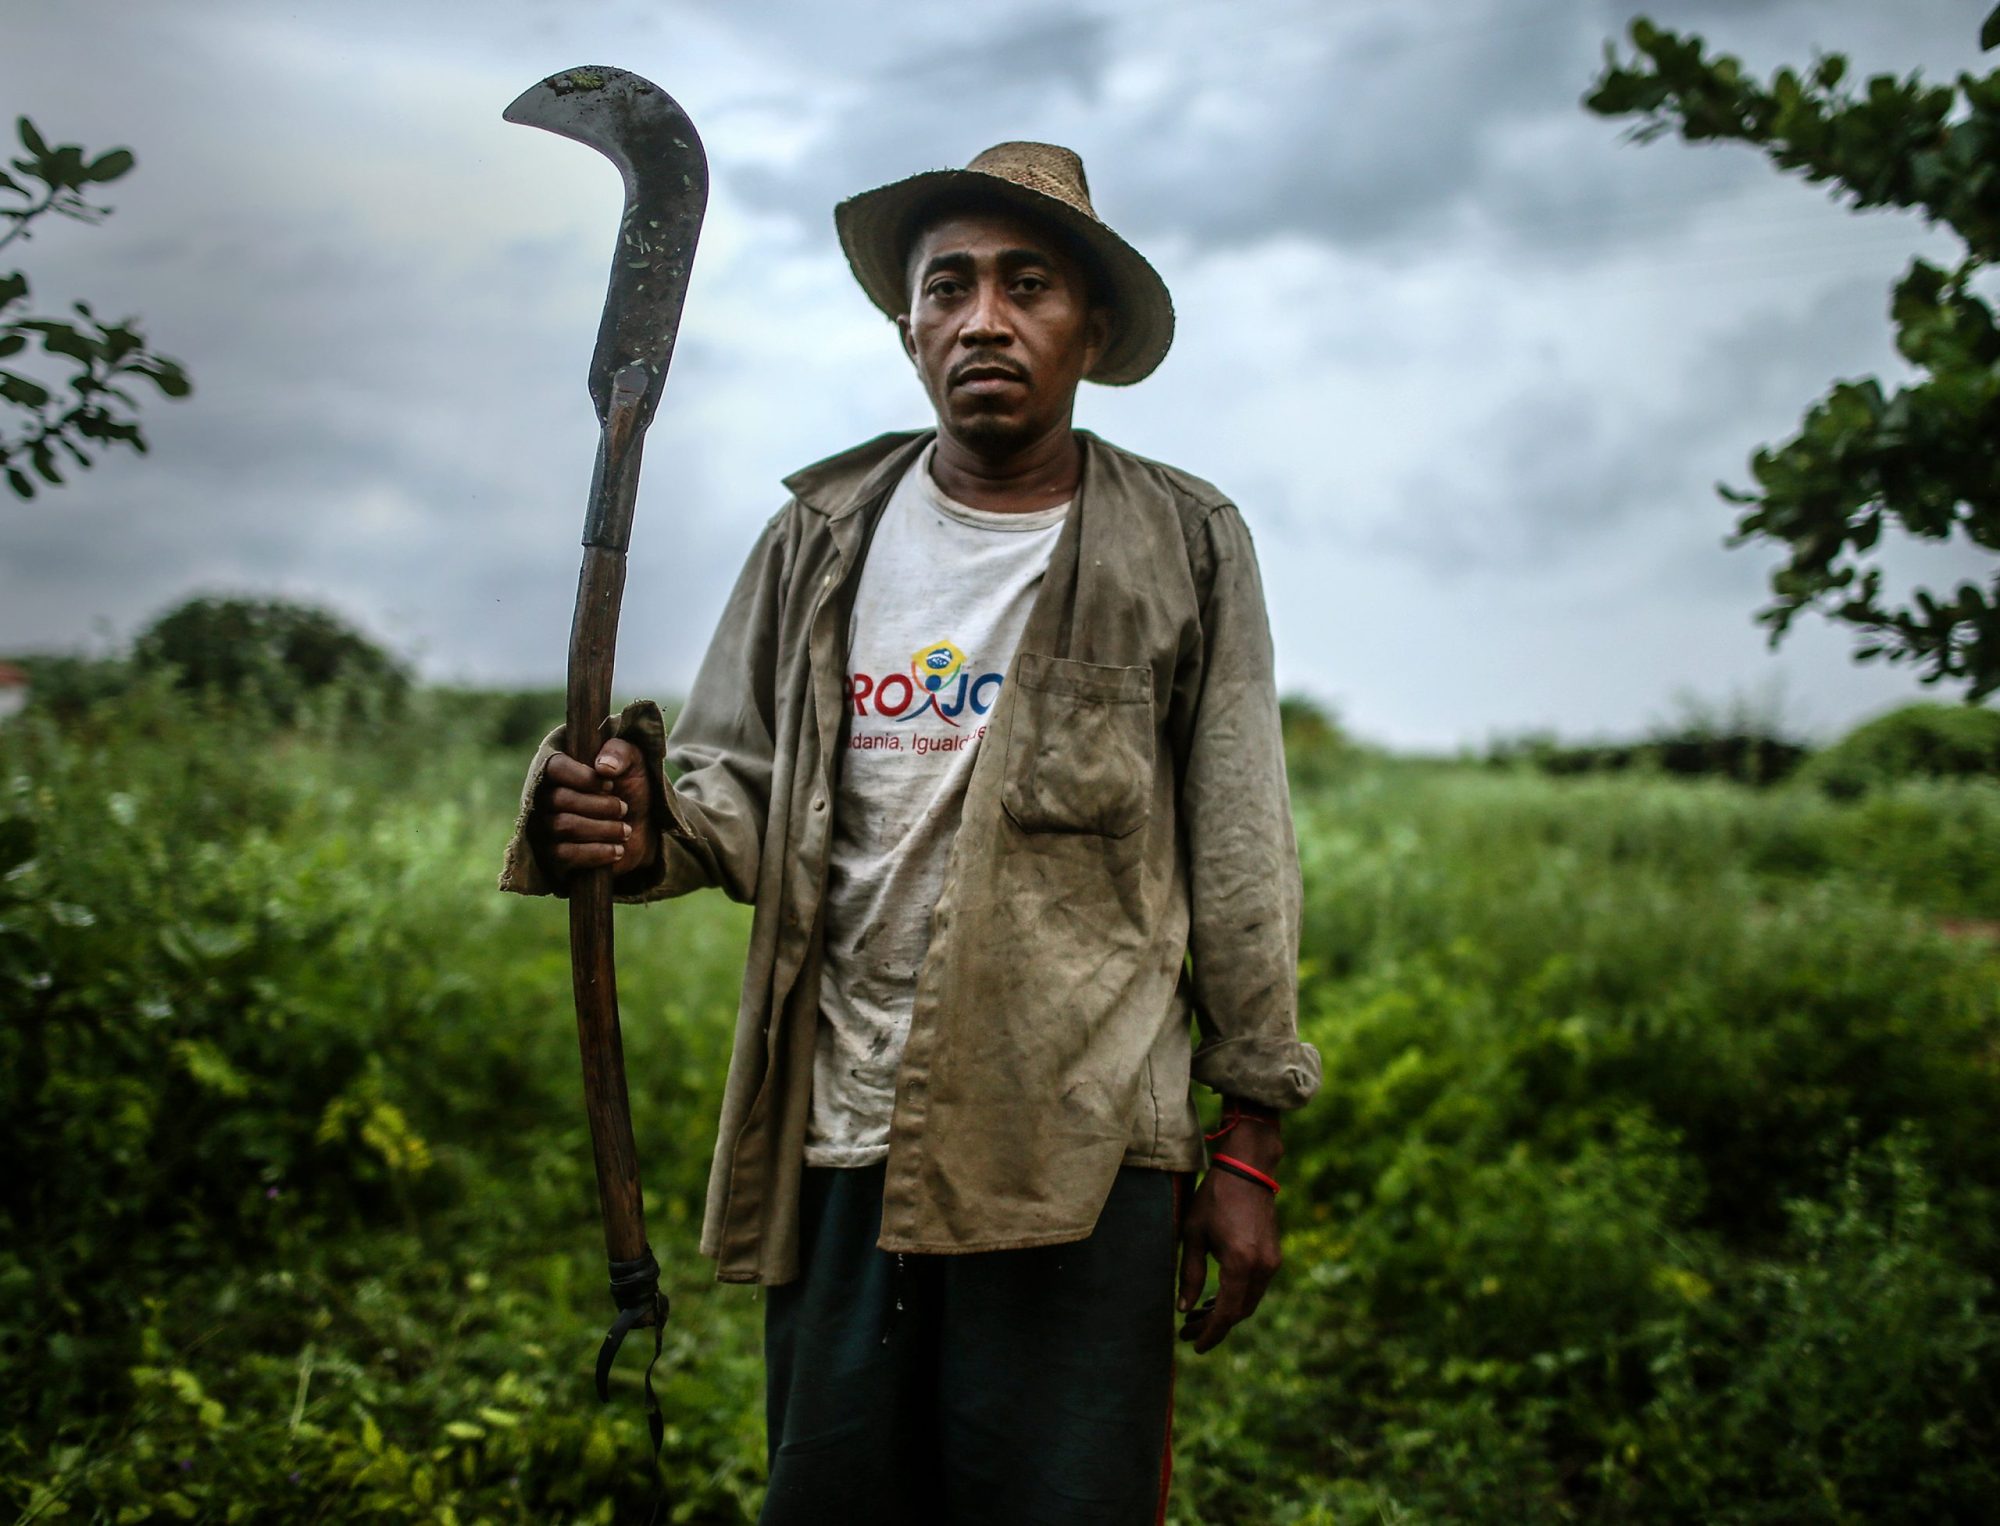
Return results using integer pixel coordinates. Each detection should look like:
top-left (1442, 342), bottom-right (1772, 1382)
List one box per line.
top-left (500, 428), bottom-right (1320, 1284)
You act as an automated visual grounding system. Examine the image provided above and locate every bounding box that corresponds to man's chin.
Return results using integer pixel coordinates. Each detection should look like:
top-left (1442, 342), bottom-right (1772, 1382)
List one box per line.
top-left (942, 403), bottom-right (1035, 454)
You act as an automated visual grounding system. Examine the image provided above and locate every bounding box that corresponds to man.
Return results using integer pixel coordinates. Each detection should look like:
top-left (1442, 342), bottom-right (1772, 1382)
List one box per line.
top-left (501, 142), bottom-right (1320, 1524)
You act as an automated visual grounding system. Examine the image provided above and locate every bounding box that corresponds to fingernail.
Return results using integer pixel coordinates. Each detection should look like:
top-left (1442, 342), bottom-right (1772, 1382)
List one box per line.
top-left (1178, 1297), bottom-right (1188, 1312)
top-left (621, 824), bottom-right (632, 839)
top-left (617, 801), bottom-right (629, 818)
top-left (613, 846), bottom-right (624, 858)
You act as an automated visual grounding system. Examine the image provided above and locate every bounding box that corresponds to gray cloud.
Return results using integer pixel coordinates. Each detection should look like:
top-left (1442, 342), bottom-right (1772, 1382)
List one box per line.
top-left (1359, 268), bottom-right (1913, 578)
top-left (1, 0), bottom-right (1987, 748)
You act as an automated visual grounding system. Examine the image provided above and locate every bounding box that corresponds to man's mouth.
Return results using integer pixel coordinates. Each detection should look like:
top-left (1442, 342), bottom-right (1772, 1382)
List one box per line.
top-left (951, 361), bottom-right (1028, 389)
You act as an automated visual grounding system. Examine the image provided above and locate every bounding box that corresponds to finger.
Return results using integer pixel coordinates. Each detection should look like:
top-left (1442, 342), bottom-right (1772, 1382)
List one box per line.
top-left (595, 738), bottom-right (643, 778)
top-left (552, 840), bottom-right (626, 868)
top-left (549, 786), bottom-right (627, 820)
top-left (542, 751), bottom-right (599, 791)
top-left (1193, 1270), bottom-right (1249, 1354)
top-left (1177, 1223), bottom-right (1209, 1315)
top-left (1177, 1297), bottom-right (1215, 1344)
top-left (553, 813), bottom-right (633, 846)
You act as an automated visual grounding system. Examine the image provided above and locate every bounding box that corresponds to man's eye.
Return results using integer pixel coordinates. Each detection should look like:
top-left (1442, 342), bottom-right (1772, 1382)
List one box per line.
top-left (927, 280), bottom-right (963, 299)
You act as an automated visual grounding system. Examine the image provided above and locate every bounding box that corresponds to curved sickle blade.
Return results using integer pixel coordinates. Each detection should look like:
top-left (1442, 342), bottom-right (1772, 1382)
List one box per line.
top-left (504, 66), bottom-right (708, 428)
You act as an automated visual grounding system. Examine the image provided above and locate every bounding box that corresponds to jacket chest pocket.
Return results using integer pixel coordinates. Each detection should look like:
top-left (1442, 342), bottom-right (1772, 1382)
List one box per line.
top-left (1000, 652), bottom-right (1155, 838)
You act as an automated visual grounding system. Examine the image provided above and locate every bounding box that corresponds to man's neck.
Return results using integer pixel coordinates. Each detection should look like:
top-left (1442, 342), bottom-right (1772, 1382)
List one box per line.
top-left (929, 421), bottom-right (1081, 514)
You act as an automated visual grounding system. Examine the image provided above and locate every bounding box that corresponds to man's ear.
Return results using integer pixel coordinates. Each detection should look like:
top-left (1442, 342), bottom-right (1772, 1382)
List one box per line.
top-left (896, 312), bottom-right (918, 366)
top-left (1083, 306), bottom-right (1112, 374)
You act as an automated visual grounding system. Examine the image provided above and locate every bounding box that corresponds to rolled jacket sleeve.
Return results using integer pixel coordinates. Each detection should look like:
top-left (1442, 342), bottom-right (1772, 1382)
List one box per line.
top-left (1181, 505), bottom-right (1322, 1111)
top-left (496, 506), bottom-right (795, 906)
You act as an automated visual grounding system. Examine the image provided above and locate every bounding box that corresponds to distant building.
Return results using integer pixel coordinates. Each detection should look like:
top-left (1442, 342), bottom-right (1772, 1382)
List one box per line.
top-left (0, 662), bottom-right (28, 722)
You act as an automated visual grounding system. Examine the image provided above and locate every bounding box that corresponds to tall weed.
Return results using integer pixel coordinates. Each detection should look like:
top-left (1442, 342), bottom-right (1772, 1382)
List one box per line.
top-left (2, 703), bottom-right (1995, 1521)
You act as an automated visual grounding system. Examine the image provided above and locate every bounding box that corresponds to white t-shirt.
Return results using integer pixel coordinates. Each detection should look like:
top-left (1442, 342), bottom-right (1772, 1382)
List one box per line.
top-left (805, 445), bottom-right (1069, 1166)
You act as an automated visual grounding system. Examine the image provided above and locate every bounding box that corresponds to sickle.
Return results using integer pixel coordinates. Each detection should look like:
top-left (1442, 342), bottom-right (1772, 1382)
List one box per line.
top-left (502, 65), bottom-right (708, 1433)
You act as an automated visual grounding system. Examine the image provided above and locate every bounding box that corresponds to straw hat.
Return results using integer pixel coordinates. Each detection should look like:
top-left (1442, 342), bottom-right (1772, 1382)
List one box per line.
top-left (834, 141), bottom-right (1174, 386)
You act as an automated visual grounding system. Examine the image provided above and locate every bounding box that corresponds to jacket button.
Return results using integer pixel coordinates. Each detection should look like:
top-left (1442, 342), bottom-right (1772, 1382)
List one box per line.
top-left (811, 796), bottom-right (826, 812)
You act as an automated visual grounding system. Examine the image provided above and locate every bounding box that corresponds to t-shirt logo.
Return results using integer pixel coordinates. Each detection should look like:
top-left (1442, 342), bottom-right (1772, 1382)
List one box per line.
top-left (847, 635), bottom-right (1005, 731)
top-left (912, 639), bottom-right (965, 691)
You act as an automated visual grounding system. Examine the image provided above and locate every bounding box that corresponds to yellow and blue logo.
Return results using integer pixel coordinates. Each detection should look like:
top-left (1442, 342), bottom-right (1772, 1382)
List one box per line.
top-left (911, 639), bottom-right (966, 691)
top-left (846, 636), bottom-right (1003, 729)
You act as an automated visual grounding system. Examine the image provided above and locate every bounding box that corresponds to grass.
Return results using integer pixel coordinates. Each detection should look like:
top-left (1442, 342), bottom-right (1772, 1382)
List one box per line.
top-left (2, 689), bottom-right (1995, 1523)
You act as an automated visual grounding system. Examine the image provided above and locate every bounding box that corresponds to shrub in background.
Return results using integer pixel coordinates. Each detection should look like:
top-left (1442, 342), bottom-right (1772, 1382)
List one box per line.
top-left (1280, 694), bottom-right (1367, 792)
top-left (1486, 689), bottom-right (1812, 786)
top-left (1800, 701), bottom-right (2000, 798)
top-left (132, 595), bottom-right (410, 726)
top-left (0, 686), bottom-right (763, 1522)
top-left (417, 687), bottom-right (684, 753)
top-left (8, 650), bottom-right (133, 722)
top-left (4, 692), bottom-right (1998, 1522)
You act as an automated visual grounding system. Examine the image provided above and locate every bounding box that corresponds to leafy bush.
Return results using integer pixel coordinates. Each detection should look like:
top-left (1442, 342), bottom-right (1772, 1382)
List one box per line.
top-left (2, 697), bottom-right (1996, 1522)
top-left (0, 688), bottom-right (758, 1521)
top-left (133, 595), bottom-right (411, 725)
top-left (1280, 694), bottom-right (1368, 792)
top-left (1, 115), bottom-right (192, 500)
top-left (1800, 701), bottom-right (2000, 798)
top-left (1487, 727), bottom-right (1810, 785)
top-left (1167, 765), bottom-right (2000, 1522)
top-left (424, 685), bottom-right (569, 751)
top-left (8, 650), bottom-right (133, 722)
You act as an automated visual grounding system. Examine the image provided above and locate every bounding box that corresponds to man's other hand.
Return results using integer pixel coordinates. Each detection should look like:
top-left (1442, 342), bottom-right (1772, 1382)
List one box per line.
top-left (532, 737), bottom-right (657, 877)
top-left (1176, 1118), bottom-right (1283, 1354)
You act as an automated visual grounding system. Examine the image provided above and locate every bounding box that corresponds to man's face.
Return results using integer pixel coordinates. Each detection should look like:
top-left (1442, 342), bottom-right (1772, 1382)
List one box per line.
top-left (897, 206), bottom-right (1109, 455)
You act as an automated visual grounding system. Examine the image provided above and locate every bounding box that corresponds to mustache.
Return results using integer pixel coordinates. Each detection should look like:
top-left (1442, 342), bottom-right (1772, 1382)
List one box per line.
top-left (948, 354), bottom-right (1029, 386)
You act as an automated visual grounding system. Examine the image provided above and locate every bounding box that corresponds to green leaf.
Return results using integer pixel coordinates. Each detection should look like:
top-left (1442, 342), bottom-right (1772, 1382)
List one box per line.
top-left (17, 117), bottom-right (46, 159)
top-left (0, 370), bottom-right (50, 407)
top-left (0, 817), bottom-right (34, 874)
top-left (0, 335), bottom-right (22, 358)
top-left (98, 324), bottom-right (138, 363)
top-left (44, 146), bottom-right (85, 190)
top-left (0, 272), bottom-right (25, 306)
top-left (1983, 4), bottom-right (2000, 51)
top-left (6, 465), bottom-right (35, 498)
top-left (82, 148), bottom-right (134, 184)
top-left (23, 321), bottom-right (94, 363)
top-left (144, 360), bottom-right (192, 398)
top-left (172, 1038), bottom-right (252, 1098)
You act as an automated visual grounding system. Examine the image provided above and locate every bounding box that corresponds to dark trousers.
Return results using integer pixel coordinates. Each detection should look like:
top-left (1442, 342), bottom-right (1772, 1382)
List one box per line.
top-left (760, 1162), bottom-right (1182, 1526)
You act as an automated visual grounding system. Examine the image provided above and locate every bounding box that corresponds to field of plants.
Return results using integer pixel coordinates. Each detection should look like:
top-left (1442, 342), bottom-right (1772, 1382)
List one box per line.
top-left (4, 680), bottom-right (1998, 1523)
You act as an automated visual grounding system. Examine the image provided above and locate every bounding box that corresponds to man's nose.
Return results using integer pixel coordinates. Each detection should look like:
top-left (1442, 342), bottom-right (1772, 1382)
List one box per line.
top-left (960, 278), bottom-right (1014, 345)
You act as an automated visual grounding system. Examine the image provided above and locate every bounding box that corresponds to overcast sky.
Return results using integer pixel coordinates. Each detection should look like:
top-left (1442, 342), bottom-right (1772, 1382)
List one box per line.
top-left (2, 0), bottom-right (1991, 749)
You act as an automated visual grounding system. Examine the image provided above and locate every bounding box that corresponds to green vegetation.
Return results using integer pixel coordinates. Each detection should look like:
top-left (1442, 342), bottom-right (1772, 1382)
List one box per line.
top-left (2, 116), bottom-right (192, 501)
top-left (1586, 13), bottom-right (2000, 700)
top-left (1799, 700), bottom-right (2000, 798)
top-left (3, 682), bottom-right (1996, 1522)
top-left (132, 596), bottom-right (412, 726)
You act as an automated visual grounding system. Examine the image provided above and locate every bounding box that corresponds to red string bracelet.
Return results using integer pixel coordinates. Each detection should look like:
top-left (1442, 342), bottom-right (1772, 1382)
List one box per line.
top-left (1208, 1153), bottom-right (1281, 1196)
top-left (1205, 1103), bottom-right (1282, 1144)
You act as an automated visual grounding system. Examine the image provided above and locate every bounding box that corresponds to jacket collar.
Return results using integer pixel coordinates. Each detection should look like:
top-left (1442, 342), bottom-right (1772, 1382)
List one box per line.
top-left (782, 430), bottom-right (933, 521)
top-left (783, 427), bottom-right (1127, 523)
